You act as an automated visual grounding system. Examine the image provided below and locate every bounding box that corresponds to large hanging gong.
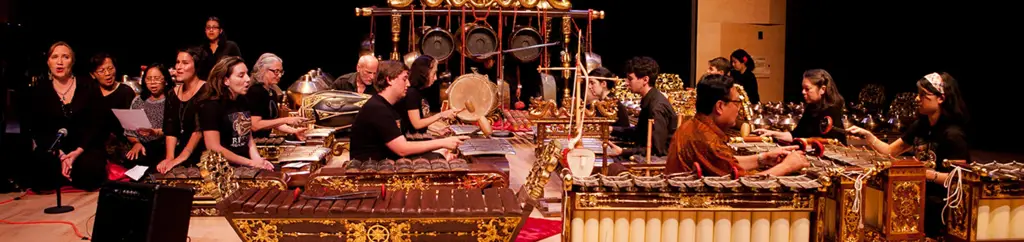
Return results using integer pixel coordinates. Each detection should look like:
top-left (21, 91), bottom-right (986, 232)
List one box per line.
top-left (509, 26), bottom-right (543, 63)
top-left (420, 27), bottom-right (455, 62)
top-left (455, 20), bottom-right (498, 62)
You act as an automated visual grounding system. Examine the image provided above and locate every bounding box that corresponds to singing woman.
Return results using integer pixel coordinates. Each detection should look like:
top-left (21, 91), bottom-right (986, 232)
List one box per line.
top-left (247, 53), bottom-right (306, 139)
top-left (124, 64), bottom-right (173, 168)
top-left (198, 56), bottom-right (273, 170)
top-left (27, 41), bottom-right (107, 191)
top-left (846, 72), bottom-right (970, 238)
top-left (754, 69), bottom-right (847, 144)
top-left (156, 47), bottom-right (209, 173)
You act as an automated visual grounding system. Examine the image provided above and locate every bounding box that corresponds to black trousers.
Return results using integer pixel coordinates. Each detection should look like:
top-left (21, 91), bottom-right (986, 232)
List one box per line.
top-left (29, 147), bottom-right (108, 192)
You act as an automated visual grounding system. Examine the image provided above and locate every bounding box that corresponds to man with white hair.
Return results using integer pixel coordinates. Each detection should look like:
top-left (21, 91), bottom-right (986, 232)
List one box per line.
top-left (333, 55), bottom-right (379, 94)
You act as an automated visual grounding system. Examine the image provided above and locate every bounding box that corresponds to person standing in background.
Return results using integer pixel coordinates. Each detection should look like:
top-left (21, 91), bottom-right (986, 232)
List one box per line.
top-left (729, 49), bottom-right (759, 103)
top-left (201, 16), bottom-right (241, 80)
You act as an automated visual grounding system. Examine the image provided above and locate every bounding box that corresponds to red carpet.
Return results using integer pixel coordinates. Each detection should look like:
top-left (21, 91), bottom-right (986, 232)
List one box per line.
top-left (515, 217), bottom-right (562, 242)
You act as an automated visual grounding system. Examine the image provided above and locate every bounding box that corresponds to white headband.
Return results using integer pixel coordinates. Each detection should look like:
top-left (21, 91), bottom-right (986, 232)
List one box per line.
top-left (924, 72), bottom-right (944, 95)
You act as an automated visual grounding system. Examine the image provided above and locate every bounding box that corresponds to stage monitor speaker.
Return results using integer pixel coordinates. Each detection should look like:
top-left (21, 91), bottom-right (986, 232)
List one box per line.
top-left (91, 181), bottom-right (195, 242)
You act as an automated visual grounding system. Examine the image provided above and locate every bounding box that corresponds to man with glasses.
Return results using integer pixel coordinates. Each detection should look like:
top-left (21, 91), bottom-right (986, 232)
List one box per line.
top-left (333, 55), bottom-right (379, 95)
top-left (665, 74), bottom-right (808, 176)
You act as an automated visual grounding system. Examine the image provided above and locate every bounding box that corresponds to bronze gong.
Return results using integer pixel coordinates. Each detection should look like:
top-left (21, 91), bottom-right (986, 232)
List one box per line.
top-left (420, 27), bottom-right (455, 62)
top-left (455, 20), bottom-right (498, 62)
top-left (509, 26), bottom-right (543, 63)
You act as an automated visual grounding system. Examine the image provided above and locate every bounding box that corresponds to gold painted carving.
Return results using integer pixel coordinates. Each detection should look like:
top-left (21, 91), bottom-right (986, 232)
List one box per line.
top-left (386, 176), bottom-right (429, 191)
top-left (524, 140), bottom-right (561, 199)
top-left (947, 183), bottom-right (969, 239)
top-left (198, 151), bottom-right (237, 201)
top-left (232, 218), bottom-right (519, 242)
top-left (842, 189), bottom-right (859, 242)
top-left (889, 181), bottom-right (922, 234)
top-left (311, 177), bottom-right (359, 192)
top-left (191, 208), bottom-right (220, 216)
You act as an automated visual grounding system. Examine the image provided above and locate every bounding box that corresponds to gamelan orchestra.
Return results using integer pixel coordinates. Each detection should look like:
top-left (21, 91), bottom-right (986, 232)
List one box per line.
top-left (2, 0), bottom-right (1022, 242)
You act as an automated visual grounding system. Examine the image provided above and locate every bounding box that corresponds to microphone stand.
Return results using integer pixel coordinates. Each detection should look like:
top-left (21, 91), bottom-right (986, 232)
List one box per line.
top-left (44, 138), bottom-right (74, 214)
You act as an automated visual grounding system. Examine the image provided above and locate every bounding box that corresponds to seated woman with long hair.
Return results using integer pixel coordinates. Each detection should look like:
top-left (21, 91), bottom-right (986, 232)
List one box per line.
top-left (396, 55), bottom-right (461, 134)
top-left (197, 56), bottom-right (273, 170)
top-left (755, 69), bottom-right (847, 144)
top-left (846, 72), bottom-right (970, 239)
top-left (27, 41), bottom-right (107, 191)
top-left (156, 47), bottom-right (209, 173)
top-left (124, 64), bottom-right (173, 168)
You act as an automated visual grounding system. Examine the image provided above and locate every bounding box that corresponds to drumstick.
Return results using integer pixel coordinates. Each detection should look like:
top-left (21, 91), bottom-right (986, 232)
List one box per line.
top-left (465, 100), bottom-right (476, 113)
top-left (646, 119), bottom-right (653, 163)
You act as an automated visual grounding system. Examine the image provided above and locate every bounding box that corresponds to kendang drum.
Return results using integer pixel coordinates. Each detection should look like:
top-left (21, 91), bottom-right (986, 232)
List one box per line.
top-left (455, 20), bottom-right (498, 62)
top-left (447, 73), bottom-right (497, 122)
top-left (300, 90), bottom-right (371, 128)
top-left (509, 25), bottom-right (543, 63)
top-left (421, 27), bottom-right (455, 62)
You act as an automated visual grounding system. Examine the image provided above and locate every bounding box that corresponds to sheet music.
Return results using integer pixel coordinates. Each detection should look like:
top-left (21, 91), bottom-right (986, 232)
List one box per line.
top-left (111, 109), bottom-right (153, 130)
top-left (125, 165), bottom-right (148, 181)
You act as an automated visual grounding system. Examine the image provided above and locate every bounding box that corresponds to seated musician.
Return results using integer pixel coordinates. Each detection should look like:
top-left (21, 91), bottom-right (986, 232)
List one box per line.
top-left (606, 57), bottom-right (677, 160)
top-left (197, 56), bottom-right (273, 170)
top-left (247, 53), bottom-right (307, 139)
top-left (666, 74), bottom-right (808, 176)
top-left (157, 47), bottom-right (209, 173)
top-left (846, 72), bottom-right (970, 239)
top-left (349, 60), bottom-right (468, 161)
top-left (396, 55), bottom-right (460, 134)
top-left (584, 67), bottom-right (630, 133)
top-left (124, 64), bottom-right (173, 168)
top-left (755, 69), bottom-right (847, 144)
top-left (707, 57), bottom-right (732, 75)
top-left (333, 55), bottom-right (379, 95)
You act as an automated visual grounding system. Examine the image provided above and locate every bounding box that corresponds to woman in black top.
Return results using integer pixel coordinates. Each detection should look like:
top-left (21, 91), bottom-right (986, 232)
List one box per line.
top-left (201, 16), bottom-right (241, 80)
top-left (729, 49), bottom-right (759, 103)
top-left (198, 56), bottom-right (273, 170)
top-left (124, 64), bottom-right (173, 168)
top-left (847, 72), bottom-right (970, 239)
top-left (755, 69), bottom-right (847, 144)
top-left (90, 52), bottom-right (138, 165)
top-left (585, 67), bottom-right (631, 132)
top-left (156, 47), bottom-right (208, 173)
top-left (27, 41), bottom-right (107, 191)
top-left (395, 55), bottom-right (460, 134)
top-left (247, 53), bottom-right (306, 139)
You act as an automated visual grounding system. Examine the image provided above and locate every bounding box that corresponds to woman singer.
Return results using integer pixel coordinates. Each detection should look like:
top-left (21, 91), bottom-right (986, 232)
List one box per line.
top-left (124, 64), bottom-right (173, 168)
top-left (156, 47), bottom-right (209, 173)
top-left (197, 56), bottom-right (273, 170)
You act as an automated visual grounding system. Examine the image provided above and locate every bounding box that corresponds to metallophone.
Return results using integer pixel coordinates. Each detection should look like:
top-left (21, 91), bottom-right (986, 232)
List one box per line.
top-left (148, 152), bottom-right (290, 216)
top-left (943, 160), bottom-right (1024, 241)
top-left (221, 186), bottom-right (530, 242)
top-left (305, 158), bottom-right (509, 193)
top-left (729, 136), bottom-right (928, 241)
top-left (562, 167), bottom-right (828, 242)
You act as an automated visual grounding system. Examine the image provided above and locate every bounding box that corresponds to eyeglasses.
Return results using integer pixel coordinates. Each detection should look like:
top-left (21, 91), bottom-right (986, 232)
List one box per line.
top-left (145, 76), bottom-right (166, 82)
top-left (95, 66), bottom-right (114, 74)
top-left (267, 69), bottom-right (284, 76)
top-left (205, 26), bottom-right (221, 30)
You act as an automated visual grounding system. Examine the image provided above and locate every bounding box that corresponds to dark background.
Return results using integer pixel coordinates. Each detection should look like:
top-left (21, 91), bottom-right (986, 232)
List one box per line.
top-left (1, 0), bottom-right (1020, 154)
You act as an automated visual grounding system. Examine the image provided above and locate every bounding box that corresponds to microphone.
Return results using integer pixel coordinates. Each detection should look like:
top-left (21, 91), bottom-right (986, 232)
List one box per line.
top-left (48, 128), bottom-right (68, 153)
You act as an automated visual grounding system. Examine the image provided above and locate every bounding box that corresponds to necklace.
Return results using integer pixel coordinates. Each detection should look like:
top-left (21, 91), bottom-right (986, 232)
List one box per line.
top-left (58, 77), bottom-right (76, 103)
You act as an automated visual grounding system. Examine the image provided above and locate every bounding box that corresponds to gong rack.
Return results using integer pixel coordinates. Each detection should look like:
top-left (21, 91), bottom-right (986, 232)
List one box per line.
top-left (355, 0), bottom-right (605, 86)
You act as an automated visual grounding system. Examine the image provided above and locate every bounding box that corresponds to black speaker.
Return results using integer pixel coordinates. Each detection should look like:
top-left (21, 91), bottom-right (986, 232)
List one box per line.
top-left (91, 181), bottom-right (195, 242)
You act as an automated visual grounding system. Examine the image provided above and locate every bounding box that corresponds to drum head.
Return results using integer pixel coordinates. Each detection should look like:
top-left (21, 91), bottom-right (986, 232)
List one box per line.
top-left (447, 74), bottom-right (496, 122)
top-left (510, 29), bottom-right (542, 62)
top-left (421, 30), bottom-right (454, 61)
top-left (465, 27), bottom-right (497, 57)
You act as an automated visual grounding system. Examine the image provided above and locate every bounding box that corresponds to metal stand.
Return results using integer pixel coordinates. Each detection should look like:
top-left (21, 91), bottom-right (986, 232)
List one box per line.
top-left (44, 148), bottom-right (74, 214)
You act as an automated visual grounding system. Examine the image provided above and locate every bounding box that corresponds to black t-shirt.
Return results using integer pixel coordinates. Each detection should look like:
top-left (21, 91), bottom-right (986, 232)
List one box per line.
top-left (730, 69), bottom-right (760, 104)
top-left (246, 85), bottom-right (280, 138)
top-left (198, 97), bottom-right (252, 159)
top-left (394, 87), bottom-right (430, 134)
top-left (102, 84), bottom-right (138, 139)
top-left (901, 116), bottom-right (970, 173)
top-left (791, 104), bottom-right (848, 144)
top-left (164, 84), bottom-right (210, 165)
top-left (350, 95), bottom-right (403, 161)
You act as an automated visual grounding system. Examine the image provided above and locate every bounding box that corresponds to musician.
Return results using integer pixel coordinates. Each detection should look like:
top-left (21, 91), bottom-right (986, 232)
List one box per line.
top-left (606, 57), bottom-right (677, 160)
top-left (247, 53), bottom-right (307, 139)
top-left (201, 17), bottom-right (241, 80)
top-left (729, 49), bottom-right (760, 103)
top-left (707, 57), bottom-right (732, 75)
top-left (754, 69), bottom-right (847, 144)
top-left (349, 60), bottom-right (468, 161)
top-left (666, 74), bottom-right (808, 176)
top-left (197, 56), bottom-right (273, 170)
top-left (27, 41), bottom-right (107, 191)
top-left (396, 55), bottom-right (460, 134)
top-left (333, 55), bottom-right (379, 95)
top-left (846, 72), bottom-right (970, 238)
top-left (124, 64), bottom-right (172, 167)
top-left (584, 67), bottom-right (630, 132)
top-left (157, 47), bottom-right (209, 174)
top-left (90, 53), bottom-right (137, 165)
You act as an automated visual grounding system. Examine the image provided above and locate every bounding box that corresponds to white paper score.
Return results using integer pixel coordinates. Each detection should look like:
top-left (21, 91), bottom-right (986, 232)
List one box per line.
top-left (112, 109), bottom-right (153, 131)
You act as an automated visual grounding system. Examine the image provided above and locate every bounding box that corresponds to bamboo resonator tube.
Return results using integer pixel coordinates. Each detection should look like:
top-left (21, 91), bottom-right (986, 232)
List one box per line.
top-left (355, 7), bottom-right (605, 19)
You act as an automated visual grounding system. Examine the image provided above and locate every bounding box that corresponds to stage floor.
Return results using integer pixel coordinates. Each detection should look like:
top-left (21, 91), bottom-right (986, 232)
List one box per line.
top-left (0, 141), bottom-right (564, 241)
